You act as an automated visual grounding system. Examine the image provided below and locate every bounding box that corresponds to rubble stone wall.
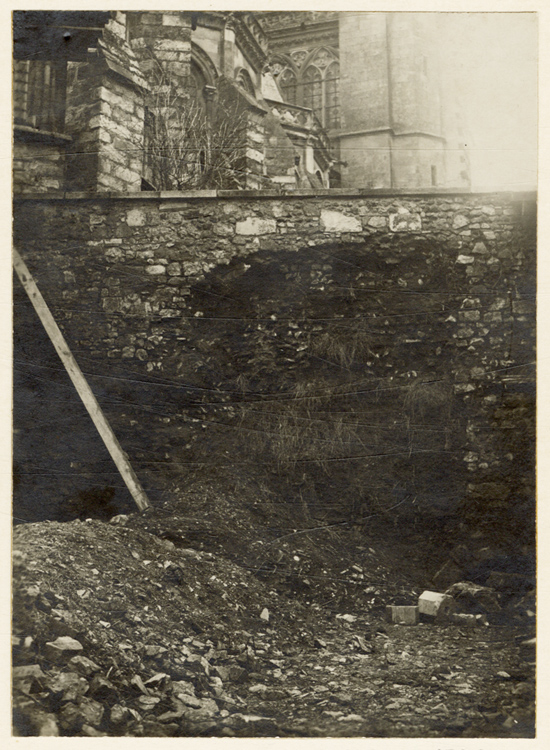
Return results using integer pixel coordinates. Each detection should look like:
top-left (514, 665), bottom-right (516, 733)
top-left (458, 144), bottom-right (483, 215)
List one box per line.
top-left (14, 190), bottom-right (536, 530)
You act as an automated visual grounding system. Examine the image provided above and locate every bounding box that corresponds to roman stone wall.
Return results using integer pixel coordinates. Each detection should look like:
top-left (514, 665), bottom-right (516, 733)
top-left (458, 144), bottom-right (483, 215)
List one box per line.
top-left (13, 190), bottom-right (535, 538)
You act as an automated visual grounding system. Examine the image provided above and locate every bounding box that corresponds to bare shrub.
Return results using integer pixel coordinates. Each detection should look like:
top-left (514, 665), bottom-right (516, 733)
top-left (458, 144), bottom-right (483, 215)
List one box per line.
top-left (139, 52), bottom-right (248, 190)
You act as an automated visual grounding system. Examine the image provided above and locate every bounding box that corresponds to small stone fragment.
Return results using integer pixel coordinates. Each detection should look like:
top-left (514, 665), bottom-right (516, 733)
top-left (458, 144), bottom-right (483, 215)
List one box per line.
top-left (13, 664), bottom-right (45, 681)
top-left (260, 608), bottom-right (270, 622)
top-left (338, 713), bottom-right (365, 722)
top-left (68, 655), bottom-right (102, 677)
top-left (144, 672), bottom-right (170, 689)
top-left (44, 636), bottom-right (83, 663)
top-left (336, 614), bottom-right (357, 623)
top-left (110, 704), bottom-right (132, 727)
top-left (48, 672), bottom-right (89, 702)
top-left (89, 674), bottom-right (117, 699)
top-left (81, 724), bottom-right (107, 737)
top-left (130, 674), bottom-right (150, 695)
top-left (78, 697), bottom-right (105, 728)
top-left (136, 695), bottom-right (161, 711)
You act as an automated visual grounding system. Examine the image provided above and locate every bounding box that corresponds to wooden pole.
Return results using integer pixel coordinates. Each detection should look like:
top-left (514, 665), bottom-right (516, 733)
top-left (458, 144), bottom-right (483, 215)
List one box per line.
top-left (13, 248), bottom-right (151, 512)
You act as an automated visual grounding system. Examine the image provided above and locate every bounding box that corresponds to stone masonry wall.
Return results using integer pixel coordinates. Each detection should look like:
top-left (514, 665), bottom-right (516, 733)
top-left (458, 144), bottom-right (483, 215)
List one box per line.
top-left (13, 190), bottom-right (535, 538)
top-left (12, 139), bottom-right (67, 194)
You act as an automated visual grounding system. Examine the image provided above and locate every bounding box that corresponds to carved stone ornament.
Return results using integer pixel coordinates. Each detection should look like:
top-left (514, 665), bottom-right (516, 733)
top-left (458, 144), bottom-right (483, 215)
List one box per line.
top-left (270, 62), bottom-right (283, 77)
top-left (290, 49), bottom-right (307, 68)
top-left (312, 48), bottom-right (336, 69)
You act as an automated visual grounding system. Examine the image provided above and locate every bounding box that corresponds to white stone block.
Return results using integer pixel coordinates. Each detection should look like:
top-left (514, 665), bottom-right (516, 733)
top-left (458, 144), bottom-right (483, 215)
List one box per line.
top-left (418, 590), bottom-right (456, 619)
top-left (236, 217), bottom-right (276, 236)
top-left (321, 210), bottom-right (362, 233)
top-left (389, 212), bottom-right (422, 232)
top-left (127, 209), bottom-right (146, 227)
top-left (367, 216), bottom-right (388, 228)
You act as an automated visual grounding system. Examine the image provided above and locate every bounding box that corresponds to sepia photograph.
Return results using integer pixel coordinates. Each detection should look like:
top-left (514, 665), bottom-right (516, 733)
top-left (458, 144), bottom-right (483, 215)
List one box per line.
top-left (11, 6), bottom-right (537, 740)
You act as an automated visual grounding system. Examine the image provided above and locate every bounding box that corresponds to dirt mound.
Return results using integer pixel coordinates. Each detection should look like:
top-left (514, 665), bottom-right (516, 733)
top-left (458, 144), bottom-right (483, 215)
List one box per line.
top-left (12, 495), bottom-right (535, 737)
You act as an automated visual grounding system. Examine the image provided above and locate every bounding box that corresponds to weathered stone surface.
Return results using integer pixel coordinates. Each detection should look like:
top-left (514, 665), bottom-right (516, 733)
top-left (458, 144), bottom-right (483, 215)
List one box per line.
top-left (418, 591), bottom-right (456, 620)
top-left (389, 212), bottom-right (421, 232)
top-left (127, 208), bottom-right (147, 226)
top-left (44, 636), bottom-right (84, 663)
top-left (49, 672), bottom-right (89, 702)
top-left (13, 191), bottom-right (535, 541)
top-left (321, 209), bottom-right (362, 233)
top-left (13, 664), bottom-right (46, 681)
top-left (445, 582), bottom-right (501, 613)
top-left (236, 217), bottom-right (276, 235)
top-left (77, 697), bottom-right (105, 728)
top-left (367, 216), bottom-right (388, 228)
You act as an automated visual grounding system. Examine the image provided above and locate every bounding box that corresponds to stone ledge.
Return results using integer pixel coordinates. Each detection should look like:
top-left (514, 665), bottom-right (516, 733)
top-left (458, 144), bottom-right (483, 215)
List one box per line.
top-left (13, 189), bottom-right (537, 203)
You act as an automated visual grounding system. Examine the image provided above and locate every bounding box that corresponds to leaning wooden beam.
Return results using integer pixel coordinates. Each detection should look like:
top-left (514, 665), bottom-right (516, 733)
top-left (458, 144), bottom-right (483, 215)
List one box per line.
top-left (13, 248), bottom-right (151, 512)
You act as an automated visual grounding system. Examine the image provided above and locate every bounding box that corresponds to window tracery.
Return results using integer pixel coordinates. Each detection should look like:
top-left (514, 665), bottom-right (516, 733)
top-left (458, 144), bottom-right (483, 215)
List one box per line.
top-left (270, 47), bottom-right (340, 130)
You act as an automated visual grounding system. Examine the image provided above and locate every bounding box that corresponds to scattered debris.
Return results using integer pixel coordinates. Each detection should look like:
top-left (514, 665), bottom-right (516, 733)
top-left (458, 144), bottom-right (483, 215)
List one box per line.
top-left (445, 582), bottom-right (501, 614)
top-left (12, 515), bottom-right (535, 738)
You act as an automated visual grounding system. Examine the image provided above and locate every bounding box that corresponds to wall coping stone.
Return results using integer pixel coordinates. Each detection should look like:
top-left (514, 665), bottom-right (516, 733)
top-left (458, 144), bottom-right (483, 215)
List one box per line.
top-left (13, 189), bottom-right (537, 203)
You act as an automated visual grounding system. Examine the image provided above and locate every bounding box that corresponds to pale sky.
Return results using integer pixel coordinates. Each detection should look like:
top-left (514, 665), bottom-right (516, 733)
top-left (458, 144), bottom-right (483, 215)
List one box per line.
top-left (437, 12), bottom-right (537, 191)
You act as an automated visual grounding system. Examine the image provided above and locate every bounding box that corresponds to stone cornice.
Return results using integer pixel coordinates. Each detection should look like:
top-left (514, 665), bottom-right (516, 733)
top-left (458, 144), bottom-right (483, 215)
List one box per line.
top-left (15, 189), bottom-right (538, 202)
top-left (264, 20), bottom-right (339, 52)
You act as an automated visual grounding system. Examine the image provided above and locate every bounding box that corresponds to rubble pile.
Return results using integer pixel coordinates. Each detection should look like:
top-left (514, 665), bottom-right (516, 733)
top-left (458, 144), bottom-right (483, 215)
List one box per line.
top-left (12, 511), bottom-right (535, 738)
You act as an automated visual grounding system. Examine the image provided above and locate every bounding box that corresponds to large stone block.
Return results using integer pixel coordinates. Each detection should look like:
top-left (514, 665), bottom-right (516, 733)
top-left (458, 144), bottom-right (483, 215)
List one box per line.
top-left (127, 209), bottom-right (147, 226)
top-left (385, 605), bottom-right (419, 625)
top-left (389, 212), bottom-right (421, 232)
top-left (236, 217), bottom-right (276, 235)
top-left (321, 210), bottom-right (362, 233)
top-left (418, 591), bottom-right (456, 620)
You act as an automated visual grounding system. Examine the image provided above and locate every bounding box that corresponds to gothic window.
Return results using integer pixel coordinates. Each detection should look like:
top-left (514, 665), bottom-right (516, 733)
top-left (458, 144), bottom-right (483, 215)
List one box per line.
top-left (324, 62), bottom-right (340, 129)
top-left (302, 65), bottom-right (322, 121)
top-left (188, 61), bottom-right (208, 111)
top-left (236, 69), bottom-right (255, 97)
top-left (13, 59), bottom-right (67, 133)
top-left (279, 67), bottom-right (297, 106)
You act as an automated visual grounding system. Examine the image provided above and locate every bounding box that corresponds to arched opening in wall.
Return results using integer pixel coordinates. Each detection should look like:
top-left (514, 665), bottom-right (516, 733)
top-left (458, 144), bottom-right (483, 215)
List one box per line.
top-left (188, 60), bottom-right (209, 112)
top-left (235, 68), bottom-right (255, 97)
top-left (141, 42), bottom-right (246, 190)
top-left (278, 67), bottom-right (298, 105)
top-left (179, 233), bottom-right (473, 541)
top-left (302, 65), bottom-right (322, 122)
